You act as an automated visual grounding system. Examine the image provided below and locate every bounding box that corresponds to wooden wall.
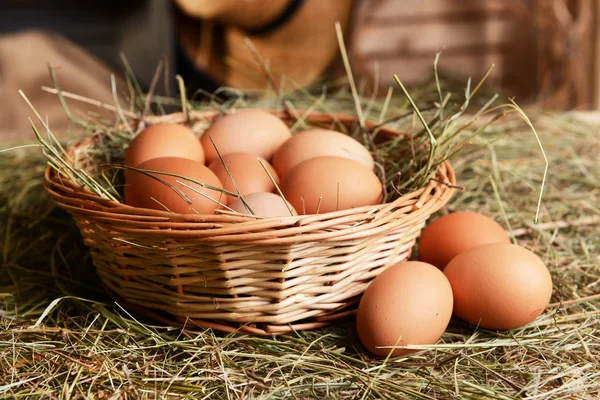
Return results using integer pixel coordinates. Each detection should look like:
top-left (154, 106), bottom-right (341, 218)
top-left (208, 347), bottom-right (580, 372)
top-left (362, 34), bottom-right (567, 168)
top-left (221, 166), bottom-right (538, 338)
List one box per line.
top-left (350, 0), bottom-right (600, 109)
top-left (350, 0), bottom-right (539, 102)
top-left (529, 0), bottom-right (600, 109)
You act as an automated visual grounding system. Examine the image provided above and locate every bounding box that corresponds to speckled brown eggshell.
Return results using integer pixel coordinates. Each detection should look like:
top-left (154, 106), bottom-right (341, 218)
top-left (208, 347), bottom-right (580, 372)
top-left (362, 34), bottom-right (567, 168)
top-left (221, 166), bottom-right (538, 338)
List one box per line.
top-left (418, 211), bottom-right (510, 270)
top-left (125, 157), bottom-right (225, 214)
top-left (208, 152), bottom-right (280, 204)
top-left (280, 156), bottom-right (382, 215)
top-left (444, 243), bottom-right (553, 330)
top-left (356, 261), bottom-right (454, 357)
top-left (201, 109), bottom-right (292, 164)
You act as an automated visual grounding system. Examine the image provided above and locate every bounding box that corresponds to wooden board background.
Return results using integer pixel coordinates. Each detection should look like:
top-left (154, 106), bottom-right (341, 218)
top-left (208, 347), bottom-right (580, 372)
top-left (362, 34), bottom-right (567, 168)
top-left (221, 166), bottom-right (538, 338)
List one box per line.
top-left (350, 0), bottom-right (600, 109)
top-left (349, 0), bottom-right (538, 102)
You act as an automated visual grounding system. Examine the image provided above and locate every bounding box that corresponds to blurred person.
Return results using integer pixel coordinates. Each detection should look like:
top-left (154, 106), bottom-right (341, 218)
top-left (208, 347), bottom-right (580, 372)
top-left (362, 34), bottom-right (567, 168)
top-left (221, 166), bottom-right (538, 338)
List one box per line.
top-left (173, 0), bottom-right (353, 94)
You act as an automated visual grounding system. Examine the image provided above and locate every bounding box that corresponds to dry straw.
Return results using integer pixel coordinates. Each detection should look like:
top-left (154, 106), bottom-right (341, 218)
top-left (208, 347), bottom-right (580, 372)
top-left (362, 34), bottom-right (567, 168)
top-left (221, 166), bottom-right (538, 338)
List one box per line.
top-left (2, 59), bottom-right (598, 398)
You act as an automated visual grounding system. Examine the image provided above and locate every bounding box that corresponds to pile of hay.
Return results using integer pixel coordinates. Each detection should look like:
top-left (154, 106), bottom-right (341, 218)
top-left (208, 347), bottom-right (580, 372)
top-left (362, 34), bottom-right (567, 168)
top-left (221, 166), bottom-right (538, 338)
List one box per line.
top-left (1, 70), bottom-right (599, 399)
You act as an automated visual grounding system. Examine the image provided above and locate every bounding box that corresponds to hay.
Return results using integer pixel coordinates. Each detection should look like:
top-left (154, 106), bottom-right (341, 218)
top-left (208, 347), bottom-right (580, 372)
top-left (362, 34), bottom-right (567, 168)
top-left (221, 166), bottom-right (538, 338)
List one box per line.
top-left (1, 73), bottom-right (599, 398)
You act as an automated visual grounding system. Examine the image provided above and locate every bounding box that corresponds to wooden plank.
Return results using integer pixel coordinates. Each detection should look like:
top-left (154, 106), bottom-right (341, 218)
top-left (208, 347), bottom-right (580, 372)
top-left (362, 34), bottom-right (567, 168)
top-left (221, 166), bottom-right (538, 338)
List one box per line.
top-left (355, 18), bottom-right (514, 57)
top-left (362, 0), bottom-right (508, 21)
top-left (360, 53), bottom-right (507, 85)
top-left (571, 110), bottom-right (600, 123)
top-left (576, 0), bottom-right (593, 108)
top-left (593, 0), bottom-right (600, 109)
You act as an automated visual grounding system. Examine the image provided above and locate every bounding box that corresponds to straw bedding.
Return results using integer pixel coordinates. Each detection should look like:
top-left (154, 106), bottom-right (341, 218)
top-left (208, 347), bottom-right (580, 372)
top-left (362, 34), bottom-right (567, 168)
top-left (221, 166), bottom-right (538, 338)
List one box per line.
top-left (1, 83), bottom-right (599, 398)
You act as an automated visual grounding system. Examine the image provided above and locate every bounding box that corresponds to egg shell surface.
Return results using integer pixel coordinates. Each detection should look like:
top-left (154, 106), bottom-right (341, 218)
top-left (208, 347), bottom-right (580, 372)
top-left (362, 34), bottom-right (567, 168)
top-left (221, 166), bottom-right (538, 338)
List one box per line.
top-left (444, 243), bottom-right (553, 330)
top-left (124, 123), bottom-right (204, 179)
top-left (356, 261), bottom-right (454, 357)
top-left (418, 211), bottom-right (510, 270)
top-left (280, 156), bottom-right (382, 214)
top-left (208, 152), bottom-right (280, 204)
top-left (201, 109), bottom-right (292, 163)
top-left (125, 157), bottom-right (225, 214)
top-left (228, 192), bottom-right (297, 218)
top-left (271, 128), bottom-right (374, 177)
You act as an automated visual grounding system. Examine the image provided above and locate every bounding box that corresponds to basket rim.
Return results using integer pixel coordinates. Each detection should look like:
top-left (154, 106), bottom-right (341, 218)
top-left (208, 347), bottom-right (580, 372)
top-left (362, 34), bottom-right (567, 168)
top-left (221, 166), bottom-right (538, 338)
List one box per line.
top-left (43, 108), bottom-right (457, 243)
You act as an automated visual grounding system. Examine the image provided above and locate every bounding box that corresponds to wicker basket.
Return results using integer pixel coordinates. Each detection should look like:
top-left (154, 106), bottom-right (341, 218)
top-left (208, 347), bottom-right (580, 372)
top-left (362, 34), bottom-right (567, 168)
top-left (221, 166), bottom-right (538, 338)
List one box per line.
top-left (44, 109), bottom-right (456, 335)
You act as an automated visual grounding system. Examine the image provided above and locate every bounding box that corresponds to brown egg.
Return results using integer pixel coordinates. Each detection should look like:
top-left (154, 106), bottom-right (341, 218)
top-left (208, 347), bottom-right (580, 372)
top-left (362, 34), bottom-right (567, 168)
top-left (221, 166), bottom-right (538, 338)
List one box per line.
top-left (229, 192), bottom-right (297, 218)
top-left (124, 123), bottom-right (204, 179)
top-left (418, 211), bottom-right (510, 270)
top-left (208, 152), bottom-right (280, 204)
top-left (356, 261), bottom-right (454, 357)
top-left (201, 109), bottom-right (292, 164)
top-left (444, 243), bottom-right (553, 330)
top-left (125, 157), bottom-right (225, 214)
top-left (280, 156), bottom-right (382, 214)
top-left (271, 128), bottom-right (374, 178)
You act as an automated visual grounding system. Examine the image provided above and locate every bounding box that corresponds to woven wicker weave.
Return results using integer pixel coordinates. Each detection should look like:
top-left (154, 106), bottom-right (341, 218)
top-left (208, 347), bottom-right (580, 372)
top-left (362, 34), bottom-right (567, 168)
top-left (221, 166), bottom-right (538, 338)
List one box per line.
top-left (44, 109), bottom-right (456, 335)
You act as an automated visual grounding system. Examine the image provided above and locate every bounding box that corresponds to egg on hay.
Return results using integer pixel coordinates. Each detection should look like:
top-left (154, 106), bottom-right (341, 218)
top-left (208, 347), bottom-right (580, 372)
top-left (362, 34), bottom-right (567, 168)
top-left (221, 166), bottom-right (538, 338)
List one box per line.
top-left (356, 261), bottom-right (454, 357)
top-left (418, 211), bottom-right (511, 270)
top-left (444, 243), bottom-right (553, 330)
